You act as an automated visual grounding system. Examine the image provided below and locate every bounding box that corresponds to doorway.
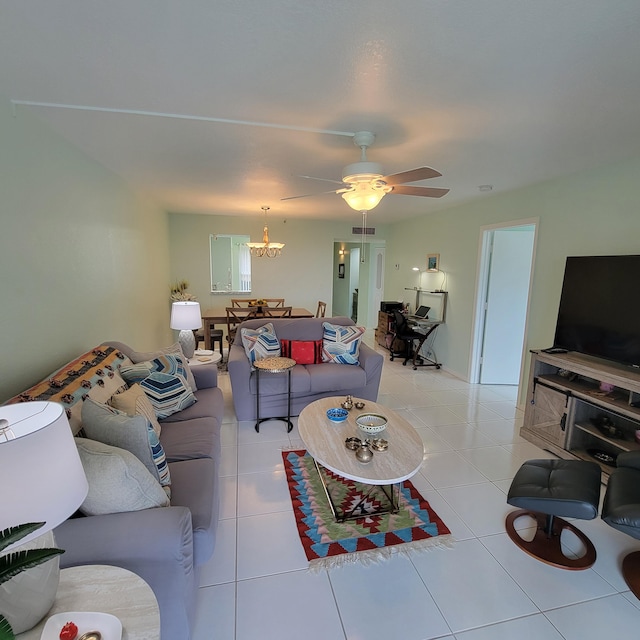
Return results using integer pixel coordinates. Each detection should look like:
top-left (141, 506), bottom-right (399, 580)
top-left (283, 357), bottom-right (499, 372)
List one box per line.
top-left (332, 241), bottom-right (385, 328)
top-left (470, 221), bottom-right (537, 385)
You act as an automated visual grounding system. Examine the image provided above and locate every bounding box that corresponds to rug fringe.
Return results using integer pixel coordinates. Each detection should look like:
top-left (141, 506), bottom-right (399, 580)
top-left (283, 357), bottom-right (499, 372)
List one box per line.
top-left (307, 534), bottom-right (455, 573)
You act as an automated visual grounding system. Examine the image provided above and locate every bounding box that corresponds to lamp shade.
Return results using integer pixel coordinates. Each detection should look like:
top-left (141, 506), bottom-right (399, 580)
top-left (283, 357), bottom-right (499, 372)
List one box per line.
top-left (0, 402), bottom-right (88, 549)
top-left (170, 301), bottom-right (202, 330)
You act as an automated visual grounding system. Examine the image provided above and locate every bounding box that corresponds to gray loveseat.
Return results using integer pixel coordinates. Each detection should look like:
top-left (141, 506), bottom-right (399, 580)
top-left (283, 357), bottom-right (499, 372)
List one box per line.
top-left (228, 316), bottom-right (384, 421)
top-left (6, 341), bottom-right (224, 640)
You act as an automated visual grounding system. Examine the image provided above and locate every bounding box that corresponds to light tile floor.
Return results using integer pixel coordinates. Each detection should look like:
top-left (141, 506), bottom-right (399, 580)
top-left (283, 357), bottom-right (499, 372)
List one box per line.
top-left (192, 339), bottom-right (640, 640)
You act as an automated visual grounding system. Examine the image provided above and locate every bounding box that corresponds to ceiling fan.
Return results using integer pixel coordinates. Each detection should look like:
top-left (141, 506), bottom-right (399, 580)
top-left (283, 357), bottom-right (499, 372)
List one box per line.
top-left (282, 131), bottom-right (449, 212)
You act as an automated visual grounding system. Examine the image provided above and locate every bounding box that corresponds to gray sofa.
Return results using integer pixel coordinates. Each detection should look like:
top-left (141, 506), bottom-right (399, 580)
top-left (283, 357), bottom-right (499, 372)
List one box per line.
top-left (228, 316), bottom-right (384, 421)
top-left (7, 341), bottom-right (224, 640)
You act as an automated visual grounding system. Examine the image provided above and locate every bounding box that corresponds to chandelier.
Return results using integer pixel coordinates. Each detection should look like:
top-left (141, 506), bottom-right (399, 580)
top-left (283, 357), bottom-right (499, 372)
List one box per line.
top-left (246, 206), bottom-right (285, 258)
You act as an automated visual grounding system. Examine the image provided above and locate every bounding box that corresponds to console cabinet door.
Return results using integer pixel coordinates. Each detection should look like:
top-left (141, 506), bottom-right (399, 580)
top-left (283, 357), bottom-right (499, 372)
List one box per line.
top-left (528, 382), bottom-right (569, 448)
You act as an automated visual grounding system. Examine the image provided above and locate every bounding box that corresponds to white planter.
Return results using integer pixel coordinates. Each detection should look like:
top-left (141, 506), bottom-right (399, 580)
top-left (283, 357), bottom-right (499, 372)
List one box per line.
top-left (0, 530), bottom-right (60, 634)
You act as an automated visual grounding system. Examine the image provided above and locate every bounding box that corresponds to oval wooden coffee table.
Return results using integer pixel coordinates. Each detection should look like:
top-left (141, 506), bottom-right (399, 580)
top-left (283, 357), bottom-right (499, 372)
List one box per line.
top-left (298, 397), bottom-right (425, 521)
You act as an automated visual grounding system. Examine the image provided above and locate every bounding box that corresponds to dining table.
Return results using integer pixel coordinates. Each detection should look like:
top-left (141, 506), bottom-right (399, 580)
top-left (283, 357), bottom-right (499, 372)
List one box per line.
top-left (201, 307), bottom-right (314, 351)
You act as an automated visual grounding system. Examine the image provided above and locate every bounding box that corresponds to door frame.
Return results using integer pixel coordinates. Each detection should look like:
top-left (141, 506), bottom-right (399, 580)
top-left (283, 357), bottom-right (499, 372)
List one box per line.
top-left (469, 218), bottom-right (538, 384)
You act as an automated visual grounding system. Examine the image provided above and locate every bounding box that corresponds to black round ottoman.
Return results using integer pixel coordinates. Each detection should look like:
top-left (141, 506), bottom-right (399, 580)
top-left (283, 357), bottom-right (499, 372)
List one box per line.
top-left (506, 459), bottom-right (601, 570)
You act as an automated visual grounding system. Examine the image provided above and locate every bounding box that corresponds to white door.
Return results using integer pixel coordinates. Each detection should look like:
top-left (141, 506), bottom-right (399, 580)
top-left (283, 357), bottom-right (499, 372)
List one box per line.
top-left (479, 226), bottom-right (535, 384)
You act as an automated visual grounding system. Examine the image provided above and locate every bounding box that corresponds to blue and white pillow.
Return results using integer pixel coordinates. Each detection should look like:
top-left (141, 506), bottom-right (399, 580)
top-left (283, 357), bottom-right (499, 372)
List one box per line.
top-left (322, 322), bottom-right (365, 365)
top-left (240, 322), bottom-right (281, 364)
top-left (120, 354), bottom-right (197, 419)
top-left (139, 371), bottom-right (197, 419)
top-left (120, 353), bottom-right (189, 386)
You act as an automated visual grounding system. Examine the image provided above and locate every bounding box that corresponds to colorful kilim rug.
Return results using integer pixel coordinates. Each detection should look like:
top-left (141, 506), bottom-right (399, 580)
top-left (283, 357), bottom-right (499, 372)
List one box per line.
top-left (282, 449), bottom-right (453, 571)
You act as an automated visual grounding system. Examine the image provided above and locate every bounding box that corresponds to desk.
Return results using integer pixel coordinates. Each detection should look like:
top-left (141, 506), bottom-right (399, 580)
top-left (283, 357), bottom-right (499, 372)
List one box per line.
top-left (17, 565), bottom-right (160, 640)
top-left (408, 320), bottom-right (442, 370)
top-left (201, 307), bottom-right (314, 350)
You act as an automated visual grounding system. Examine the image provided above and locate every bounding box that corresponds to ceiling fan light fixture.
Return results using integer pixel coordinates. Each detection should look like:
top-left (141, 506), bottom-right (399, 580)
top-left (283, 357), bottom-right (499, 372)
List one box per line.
top-left (341, 182), bottom-right (387, 211)
top-left (246, 206), bottom-right (285, 258)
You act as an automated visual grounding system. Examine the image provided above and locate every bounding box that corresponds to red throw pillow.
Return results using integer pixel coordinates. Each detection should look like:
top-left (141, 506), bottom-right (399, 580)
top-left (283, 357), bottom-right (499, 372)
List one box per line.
top-left (280, 339), bottom-right (323, 365)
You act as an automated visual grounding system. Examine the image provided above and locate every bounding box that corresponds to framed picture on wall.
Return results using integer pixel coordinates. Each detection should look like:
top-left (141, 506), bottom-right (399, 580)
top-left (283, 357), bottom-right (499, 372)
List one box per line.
top-left (338, 263), bottom-right (345, 278)
top-left (426, 253), bottom-right (440, 272)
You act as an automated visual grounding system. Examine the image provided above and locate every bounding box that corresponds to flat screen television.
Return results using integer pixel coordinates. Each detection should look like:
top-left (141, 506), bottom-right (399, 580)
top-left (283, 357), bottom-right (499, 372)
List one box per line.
top-left (553, 255), bottom-right (640, 368)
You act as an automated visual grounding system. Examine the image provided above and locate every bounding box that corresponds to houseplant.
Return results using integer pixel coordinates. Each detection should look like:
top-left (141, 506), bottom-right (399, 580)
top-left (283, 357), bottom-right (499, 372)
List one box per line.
top-left (0, 523), bottom-right (64, 640)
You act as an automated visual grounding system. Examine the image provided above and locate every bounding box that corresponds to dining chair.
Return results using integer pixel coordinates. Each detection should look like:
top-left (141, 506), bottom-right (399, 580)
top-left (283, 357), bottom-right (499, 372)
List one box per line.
top-left (316, 301), bottom-right (327, 317)
top-left (263, 306), bottom-right (292, 318)
top-left (231, 299), bottom-right (252, 307)
top-left (226, 307), bottom-right (258, 345)
top-left (263, 298), bottom-right (285, 307)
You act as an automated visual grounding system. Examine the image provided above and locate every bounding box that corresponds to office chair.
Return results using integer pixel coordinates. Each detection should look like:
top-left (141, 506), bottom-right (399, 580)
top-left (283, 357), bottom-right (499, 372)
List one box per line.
top-left (390, 310), bottom-right (423, 366)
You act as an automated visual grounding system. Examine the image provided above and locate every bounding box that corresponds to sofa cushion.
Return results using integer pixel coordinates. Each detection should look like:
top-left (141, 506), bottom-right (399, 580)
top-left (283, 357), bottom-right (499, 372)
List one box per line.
top-left (160, 416), bottom-right (220, 462)
top-left (305, 362), bottom-right (367, 393)
top-left (280, 339), bottom-right (323, 364)
top-left (75, 437), bottom-right (170, 515)
top-left (110, 383), bottom-right (162, 436)
top-left (240, 322), bottom-right (281, 364)
top-left (82, 398), bottom-right (171, 497)
top-left (322, 322), bottom-right (365, 365)
top-left (159, 386), bottom-right (223, 424)
top-left (6, 345), bottom-right (130, 434)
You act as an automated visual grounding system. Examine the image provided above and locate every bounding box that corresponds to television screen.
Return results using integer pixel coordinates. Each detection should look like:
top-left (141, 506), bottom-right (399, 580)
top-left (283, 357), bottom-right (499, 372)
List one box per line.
top-left (553, 255), bottom-right (640, 368)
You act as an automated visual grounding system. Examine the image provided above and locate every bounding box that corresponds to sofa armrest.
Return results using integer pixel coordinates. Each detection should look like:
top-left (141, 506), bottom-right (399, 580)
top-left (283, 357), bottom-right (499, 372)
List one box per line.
top-left (358, 343), bottom-right (384, 381)
top-left (55, 506), bottom-right (196, 640)
top-left (191, 363), bottom-right (218, 389)
top-left (228, 343), bottom-right (252, 379)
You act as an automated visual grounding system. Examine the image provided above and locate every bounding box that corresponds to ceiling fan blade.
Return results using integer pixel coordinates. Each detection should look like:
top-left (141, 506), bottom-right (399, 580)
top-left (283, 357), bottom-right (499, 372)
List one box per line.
top-left (390, 185), bottom-right (450, 198)
top-left (280, 188), bottom-right (339, 201)
top-left (298, 175), bottom-right (345, 185)
top-left (382, 167), bottom-right (442, 185)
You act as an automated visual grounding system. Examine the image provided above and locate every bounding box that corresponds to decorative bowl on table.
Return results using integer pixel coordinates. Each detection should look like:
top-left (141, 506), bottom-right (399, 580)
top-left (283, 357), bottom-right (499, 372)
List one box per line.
top-left (355, 413), bottom-right (388, 434)
top-left (326, 408), bottom-right (349, 423)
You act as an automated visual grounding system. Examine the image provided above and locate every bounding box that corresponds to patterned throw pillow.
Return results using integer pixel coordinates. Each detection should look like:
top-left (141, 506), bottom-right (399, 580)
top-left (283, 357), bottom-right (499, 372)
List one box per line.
top-left (322, 322), bottom-right (366, 365)
top-left (120, 354), bottom-right (189, 385)
top-left (125, 343), bottom-right (197, 392)
top-left (240, 322), bottom-right (281, 364)
top-left (120, 355), bottom-right (197, 419)
top-left (81, 397), bottom-right (171, 498)
top-left (138, 372), bottom-right (197, 419)
top-left (280, 339), bottom-right (323, 365)
top-left (110, 383), bottom-right (162, 436)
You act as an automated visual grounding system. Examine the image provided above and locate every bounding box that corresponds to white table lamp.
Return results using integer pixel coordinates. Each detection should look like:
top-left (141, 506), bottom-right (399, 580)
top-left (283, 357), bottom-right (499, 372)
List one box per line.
top-left (0, 401), bottom-right (89, 634)
top-left (170, 301), bottom-right (202, 359)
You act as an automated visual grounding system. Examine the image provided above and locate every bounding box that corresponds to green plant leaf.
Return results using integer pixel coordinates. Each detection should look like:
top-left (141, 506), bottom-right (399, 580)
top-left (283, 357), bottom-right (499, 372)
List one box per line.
top-left (0, 614), bottom-right (15, 640)
top-left (0, 548), bottom-right (64, 586)
top-left (0, 523), bottom-right (45, 554)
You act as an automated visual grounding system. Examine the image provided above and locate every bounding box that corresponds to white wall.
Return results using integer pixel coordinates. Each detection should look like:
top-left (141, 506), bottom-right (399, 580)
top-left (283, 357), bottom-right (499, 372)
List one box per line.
top-left (0, 97), bottom-right (171, 402)
top-left (385, 154), bottom-right (640, 394)
top-left (168, 212), bottom-right (390, 322)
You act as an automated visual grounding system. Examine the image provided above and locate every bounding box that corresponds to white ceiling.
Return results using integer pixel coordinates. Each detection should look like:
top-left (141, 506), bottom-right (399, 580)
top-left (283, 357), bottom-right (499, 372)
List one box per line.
top-left (2, 1), bottom-right (639, 224)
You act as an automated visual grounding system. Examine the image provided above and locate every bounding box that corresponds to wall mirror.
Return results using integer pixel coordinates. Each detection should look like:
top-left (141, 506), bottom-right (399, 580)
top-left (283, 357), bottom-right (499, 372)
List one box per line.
top-left (210, 234), bottom-right (252, 293)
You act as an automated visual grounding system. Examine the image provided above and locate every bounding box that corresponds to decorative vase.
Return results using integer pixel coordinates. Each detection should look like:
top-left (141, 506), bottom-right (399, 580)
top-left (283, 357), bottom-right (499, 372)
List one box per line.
top-left (0, 530), bottom-right (60, 634)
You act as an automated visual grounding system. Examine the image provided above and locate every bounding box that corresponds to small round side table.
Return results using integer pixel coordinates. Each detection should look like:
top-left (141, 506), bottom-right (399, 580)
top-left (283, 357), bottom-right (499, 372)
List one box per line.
top-left (16, 565), bottom-right (160, 640)
top-left (254, 356), bottom-right (296, 433)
